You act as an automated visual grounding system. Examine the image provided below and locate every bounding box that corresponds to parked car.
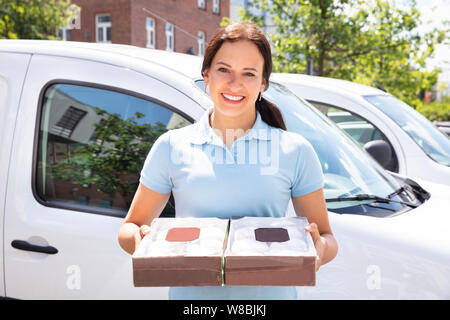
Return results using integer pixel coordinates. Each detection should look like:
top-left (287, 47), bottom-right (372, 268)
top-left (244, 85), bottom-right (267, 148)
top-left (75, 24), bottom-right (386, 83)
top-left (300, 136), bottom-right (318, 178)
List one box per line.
top-left (1, 40), bottom-right (449, 300)
top-left (271, 73), bottom-right (450, 186)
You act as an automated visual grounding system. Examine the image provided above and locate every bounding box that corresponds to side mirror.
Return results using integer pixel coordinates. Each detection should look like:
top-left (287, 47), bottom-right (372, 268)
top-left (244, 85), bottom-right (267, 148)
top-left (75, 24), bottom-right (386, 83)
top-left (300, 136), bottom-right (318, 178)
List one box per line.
top-left (363, 140), bottom-right (392, 169)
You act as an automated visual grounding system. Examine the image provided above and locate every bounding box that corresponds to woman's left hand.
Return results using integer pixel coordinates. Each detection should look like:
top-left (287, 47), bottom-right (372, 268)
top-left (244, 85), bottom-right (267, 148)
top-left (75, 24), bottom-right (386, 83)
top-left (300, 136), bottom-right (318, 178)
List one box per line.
top-left (305, 222), bottom-right (326, 272)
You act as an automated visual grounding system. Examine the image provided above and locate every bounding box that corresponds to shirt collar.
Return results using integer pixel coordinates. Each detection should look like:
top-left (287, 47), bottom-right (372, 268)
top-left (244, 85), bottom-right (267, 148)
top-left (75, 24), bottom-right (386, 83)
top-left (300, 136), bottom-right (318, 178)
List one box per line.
top-left (190, 107), bottom-right (272, 145)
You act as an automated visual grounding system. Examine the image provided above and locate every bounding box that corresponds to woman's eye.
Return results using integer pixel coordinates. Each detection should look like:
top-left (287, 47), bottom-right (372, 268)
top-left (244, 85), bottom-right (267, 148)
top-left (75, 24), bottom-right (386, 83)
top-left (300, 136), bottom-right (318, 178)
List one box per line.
top-left (217, 68), bottom-right (254, 77)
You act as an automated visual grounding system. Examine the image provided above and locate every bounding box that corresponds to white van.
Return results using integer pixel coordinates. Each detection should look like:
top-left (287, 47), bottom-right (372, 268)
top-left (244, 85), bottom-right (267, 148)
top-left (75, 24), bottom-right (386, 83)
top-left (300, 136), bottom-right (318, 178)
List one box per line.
top-left (1, 40), bottom-right (449, 299)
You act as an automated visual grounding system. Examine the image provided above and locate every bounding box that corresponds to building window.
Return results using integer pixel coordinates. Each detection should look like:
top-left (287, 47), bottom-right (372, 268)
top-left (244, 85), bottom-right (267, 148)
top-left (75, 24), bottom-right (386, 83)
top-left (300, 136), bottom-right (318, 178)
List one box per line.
top-left (96, 14), bottom-right (111, 43)
top-left (165, 23), bottom-right (174, 51)
top-left (198, 31), bottom-right (205, 56)
top-left (57, 25), bottom-right (71, 41)
top-left (52, 106), bottom-right (87, 138)
top-left (146, 17), bottom-right (155, 49)
top-left (198, 0), bottom-right (205, 9)
top-left (213, 0), bottom-right (220, 14)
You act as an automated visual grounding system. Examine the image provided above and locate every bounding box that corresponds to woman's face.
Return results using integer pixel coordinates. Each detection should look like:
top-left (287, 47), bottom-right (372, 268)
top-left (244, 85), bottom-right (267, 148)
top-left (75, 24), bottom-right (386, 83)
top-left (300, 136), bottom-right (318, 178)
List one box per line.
top-left (203, 40), bottom-right (267, 119)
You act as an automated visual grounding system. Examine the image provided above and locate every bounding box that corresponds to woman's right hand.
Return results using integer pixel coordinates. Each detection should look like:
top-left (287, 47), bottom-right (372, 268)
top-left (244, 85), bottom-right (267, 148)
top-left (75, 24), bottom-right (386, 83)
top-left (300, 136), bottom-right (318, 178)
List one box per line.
top-left (118, 183), bottom-right (171, 255)
top-left (134, 224), bottom-right (152, 253)
top-left (139, 225), bottom-right (152, 239)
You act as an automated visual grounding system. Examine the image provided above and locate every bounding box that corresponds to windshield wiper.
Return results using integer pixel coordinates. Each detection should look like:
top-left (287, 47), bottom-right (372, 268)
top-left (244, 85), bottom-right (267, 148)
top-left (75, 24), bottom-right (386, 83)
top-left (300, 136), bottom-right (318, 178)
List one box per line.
top-left (388, 172), bottom-right (431, 202)
top-left (387, 186), bottom-right (408, 199)
top-left (326, 193), bottom-right (419, 208)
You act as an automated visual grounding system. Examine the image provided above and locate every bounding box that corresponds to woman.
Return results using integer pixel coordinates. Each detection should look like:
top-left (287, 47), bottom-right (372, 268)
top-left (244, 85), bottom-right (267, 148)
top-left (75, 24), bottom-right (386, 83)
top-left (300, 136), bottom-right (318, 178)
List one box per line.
top-left (118, 22), bottom-right (338, 300)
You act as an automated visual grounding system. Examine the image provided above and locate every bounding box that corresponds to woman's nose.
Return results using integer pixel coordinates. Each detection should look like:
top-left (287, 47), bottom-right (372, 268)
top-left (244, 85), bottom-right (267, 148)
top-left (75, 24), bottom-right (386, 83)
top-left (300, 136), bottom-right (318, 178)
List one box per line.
top-left (227, 74), bottom-right (243, 88)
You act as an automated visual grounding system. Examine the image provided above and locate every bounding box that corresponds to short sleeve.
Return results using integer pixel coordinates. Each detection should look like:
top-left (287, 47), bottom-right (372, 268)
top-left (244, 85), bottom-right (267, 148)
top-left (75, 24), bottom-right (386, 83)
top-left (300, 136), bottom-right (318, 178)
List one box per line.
top-left (291, 139), bottom-right (324, 198)
top-left (139, 131), bottom-right (173, 194)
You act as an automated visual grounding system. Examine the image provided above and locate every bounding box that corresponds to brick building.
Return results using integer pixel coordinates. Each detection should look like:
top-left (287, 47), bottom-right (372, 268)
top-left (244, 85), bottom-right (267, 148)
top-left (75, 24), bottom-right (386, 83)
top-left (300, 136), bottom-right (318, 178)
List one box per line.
top-left (67, 0), bottom-right (229, 55)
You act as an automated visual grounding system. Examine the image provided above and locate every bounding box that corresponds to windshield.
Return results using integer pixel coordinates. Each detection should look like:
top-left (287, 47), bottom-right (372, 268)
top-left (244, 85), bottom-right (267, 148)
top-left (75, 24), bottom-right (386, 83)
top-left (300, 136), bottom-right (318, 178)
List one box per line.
top-left (364, 95), bottom-right (450, 166)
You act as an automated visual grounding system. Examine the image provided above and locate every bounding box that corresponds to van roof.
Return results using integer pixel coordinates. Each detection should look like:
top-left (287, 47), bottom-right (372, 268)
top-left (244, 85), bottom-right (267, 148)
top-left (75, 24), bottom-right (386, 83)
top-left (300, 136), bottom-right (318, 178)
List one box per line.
top-left (271, 72), bottom-right (388, 97)
top-left (0, 39), bottom-right (204, 80)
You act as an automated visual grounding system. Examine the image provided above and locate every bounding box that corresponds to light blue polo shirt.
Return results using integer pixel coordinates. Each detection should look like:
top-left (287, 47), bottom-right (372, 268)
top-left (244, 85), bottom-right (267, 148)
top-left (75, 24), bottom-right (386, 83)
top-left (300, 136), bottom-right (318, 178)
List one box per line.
top-left (139, 107), bottom-right (324, 300)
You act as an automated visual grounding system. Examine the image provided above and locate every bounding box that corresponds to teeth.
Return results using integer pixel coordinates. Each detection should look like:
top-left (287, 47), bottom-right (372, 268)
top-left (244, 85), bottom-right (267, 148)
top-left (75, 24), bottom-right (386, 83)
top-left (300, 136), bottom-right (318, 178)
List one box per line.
top-left (223, 93), bottom-right (244, 101)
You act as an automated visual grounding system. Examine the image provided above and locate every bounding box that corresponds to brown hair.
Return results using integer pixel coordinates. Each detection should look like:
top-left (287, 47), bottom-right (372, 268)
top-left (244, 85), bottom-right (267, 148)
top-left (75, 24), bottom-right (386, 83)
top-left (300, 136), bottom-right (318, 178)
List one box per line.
top-left (201, 22), bottom-right (286, 130)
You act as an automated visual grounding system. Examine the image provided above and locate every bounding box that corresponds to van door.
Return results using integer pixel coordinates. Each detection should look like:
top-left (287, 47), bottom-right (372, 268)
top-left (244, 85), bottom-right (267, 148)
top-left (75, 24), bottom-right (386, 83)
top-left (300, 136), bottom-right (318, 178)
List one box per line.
top-left (0, 52), bottom-right (32, 297)
top-left (3, 53), bottom-right (203, 299)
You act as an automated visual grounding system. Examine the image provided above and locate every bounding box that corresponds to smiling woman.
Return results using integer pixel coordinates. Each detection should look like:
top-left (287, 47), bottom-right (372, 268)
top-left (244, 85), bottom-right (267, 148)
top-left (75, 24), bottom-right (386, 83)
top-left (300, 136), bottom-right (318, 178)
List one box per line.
top-left (118, 21), bottom-right (338, 300)
top-left (201, 22), bottom-right (286, 141)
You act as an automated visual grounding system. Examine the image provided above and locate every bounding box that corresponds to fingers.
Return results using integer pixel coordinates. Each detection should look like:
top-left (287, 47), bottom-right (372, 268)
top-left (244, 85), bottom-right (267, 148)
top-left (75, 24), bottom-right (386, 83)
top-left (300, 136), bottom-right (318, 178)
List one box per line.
top-left (315, 257), bottom-right (321, 272)
top-left (304, 222), bottom-right (320, 244)
top-left (305, 223), bottom-right (323, 272)
top-left (139, 225), bottom-right (151, 239)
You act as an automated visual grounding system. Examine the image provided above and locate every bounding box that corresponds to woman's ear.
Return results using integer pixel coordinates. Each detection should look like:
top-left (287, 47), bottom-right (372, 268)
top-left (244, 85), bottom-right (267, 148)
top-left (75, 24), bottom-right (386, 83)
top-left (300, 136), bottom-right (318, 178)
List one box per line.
top-left (261, 78), bottom-right (267, 92)
top-left (203, 69), bottom-right (210, 86)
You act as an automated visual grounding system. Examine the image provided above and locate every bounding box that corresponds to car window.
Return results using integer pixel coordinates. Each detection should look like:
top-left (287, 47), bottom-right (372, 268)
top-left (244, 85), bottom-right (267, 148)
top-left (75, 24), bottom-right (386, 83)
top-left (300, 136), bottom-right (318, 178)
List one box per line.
top-left (309, 100), bottom-right (399, 173)
top-left (365, 95), bottom-right (450, 166)
top-left (35, 83), bottom-right (191, 217)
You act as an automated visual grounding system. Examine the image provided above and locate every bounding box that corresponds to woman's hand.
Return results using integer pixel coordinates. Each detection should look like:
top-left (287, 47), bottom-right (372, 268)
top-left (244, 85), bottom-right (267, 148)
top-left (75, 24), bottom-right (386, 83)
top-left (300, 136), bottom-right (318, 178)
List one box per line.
top-left (292, 188), bottom-right (338, 272)
top-left (134, 224), bottom-right (152, 252)
top-left (118, 183), bottom-right (170, 255)
top-left (139, 225), bottom-right (152, 239)
top-left (305, 222), bottom-right (327, 272)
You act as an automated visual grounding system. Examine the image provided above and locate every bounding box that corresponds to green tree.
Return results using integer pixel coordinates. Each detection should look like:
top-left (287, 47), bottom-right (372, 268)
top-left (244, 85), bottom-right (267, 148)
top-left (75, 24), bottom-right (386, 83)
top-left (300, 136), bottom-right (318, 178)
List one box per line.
top-left (0, 0), bottom-right (73, 39)
top-left (227, 0), bottom-right (448, 108)
top-left (347, 0), bottom-right (446, 107)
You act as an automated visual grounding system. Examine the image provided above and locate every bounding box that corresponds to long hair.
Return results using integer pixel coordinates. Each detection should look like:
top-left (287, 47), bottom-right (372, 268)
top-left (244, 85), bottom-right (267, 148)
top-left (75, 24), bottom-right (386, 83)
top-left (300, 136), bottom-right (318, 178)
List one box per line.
top-left (201, 22), bottom-right (286, 130)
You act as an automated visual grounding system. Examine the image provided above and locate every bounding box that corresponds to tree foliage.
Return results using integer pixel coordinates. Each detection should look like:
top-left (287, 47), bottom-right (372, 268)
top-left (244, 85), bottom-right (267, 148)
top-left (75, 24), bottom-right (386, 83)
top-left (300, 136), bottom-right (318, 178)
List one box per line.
top-left (0, 0), bottom-right (73, 39)
top-left (42, 107), bottom-right (168, 200)
top-left (417, 97), bottom-right (450, 122)
top-left (225, 0), bottom-right (449, 108)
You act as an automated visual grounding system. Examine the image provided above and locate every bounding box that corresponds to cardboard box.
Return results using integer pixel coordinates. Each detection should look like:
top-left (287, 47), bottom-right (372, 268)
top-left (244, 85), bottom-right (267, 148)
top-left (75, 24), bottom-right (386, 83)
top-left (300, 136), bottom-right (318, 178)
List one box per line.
top-left (224, 216), bottom-right (316, 286)
top-left (132, 216), bottom-right (316, 287)
top-left (132, 217), bottom-right (229, 287)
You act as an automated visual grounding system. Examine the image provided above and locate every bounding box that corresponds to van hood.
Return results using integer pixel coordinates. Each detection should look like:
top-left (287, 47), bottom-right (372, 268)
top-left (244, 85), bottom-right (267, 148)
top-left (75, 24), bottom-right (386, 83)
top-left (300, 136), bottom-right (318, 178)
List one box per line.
top-left (327, 176), bottom-right (450, 258)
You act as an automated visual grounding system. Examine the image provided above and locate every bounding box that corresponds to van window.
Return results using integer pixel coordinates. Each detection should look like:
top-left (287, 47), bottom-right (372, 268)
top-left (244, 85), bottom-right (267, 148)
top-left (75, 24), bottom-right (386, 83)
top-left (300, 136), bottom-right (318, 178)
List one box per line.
top-left (35, 83), bottom-right (191, 217)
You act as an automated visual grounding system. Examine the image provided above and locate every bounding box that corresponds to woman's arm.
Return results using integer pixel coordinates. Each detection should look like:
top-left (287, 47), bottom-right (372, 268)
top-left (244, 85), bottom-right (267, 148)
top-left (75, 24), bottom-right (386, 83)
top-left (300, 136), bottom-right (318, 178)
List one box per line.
top-left (118, 182), bottom-right (171, 255)
top-left (292, 187), bottom-right (338, 271)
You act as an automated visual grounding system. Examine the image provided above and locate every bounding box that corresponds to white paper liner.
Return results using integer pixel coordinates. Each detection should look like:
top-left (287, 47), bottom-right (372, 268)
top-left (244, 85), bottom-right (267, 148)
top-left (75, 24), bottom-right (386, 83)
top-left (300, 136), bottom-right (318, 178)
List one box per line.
top-left (133, 217), bottom-right (229, 258)
top-left (226, 216), bottom-right (316, 257)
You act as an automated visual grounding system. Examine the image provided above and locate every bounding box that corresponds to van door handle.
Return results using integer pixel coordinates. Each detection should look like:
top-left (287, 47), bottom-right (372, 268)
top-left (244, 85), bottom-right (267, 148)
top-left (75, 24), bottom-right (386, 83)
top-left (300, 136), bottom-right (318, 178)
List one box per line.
top-left (11, 240), bottom-right (58, 255)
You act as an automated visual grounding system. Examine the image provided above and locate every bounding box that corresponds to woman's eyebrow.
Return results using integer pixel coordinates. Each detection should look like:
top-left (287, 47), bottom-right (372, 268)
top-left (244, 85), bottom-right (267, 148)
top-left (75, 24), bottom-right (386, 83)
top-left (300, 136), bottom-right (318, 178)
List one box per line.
top-left (216, 61), bottom-right (258, 72)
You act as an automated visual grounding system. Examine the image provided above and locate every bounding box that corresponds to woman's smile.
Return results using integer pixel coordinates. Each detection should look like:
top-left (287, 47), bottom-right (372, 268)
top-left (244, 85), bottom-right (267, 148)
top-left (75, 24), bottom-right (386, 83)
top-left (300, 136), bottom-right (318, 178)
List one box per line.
top-left (221, 93), bottom-right (246, 104)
